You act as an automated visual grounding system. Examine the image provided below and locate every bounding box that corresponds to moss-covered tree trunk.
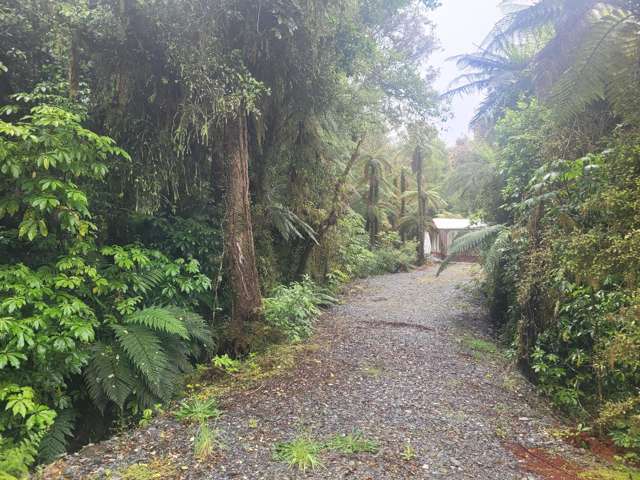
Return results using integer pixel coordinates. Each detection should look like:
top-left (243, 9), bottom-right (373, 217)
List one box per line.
top-left (223, 106), bottom-right (262, 349)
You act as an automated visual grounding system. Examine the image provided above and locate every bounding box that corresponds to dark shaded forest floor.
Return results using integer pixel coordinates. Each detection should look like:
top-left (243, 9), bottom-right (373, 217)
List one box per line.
top-left (43, 264), bottom-right (624, 479)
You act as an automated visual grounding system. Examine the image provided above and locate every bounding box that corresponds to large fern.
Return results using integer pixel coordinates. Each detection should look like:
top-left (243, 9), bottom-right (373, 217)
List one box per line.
top-left (85, 343), bottom-right (137, 411)
top-left (437, 224), bottom-right (507, 276)
top-left (85, 307), bottom-right (212, 413)
top-left (551, 7), bottom-right (640, 121)
top-left (125, 306), bottom-right (190, 339)
top-left (112, 324), bottom-right (168, 389)
top-left (37, 409), bottom-right (75, 463)
top-left (164, 306), bottom-right (214, 352)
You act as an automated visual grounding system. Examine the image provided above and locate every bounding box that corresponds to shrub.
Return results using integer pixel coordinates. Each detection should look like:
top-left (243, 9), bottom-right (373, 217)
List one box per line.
top-left (0, 99), bottom-right (213, 473)
top-left (332, 213), bottom-right (417, 279)
top-left (370, 232), bottom-right (417, 274)
top-left (263, 276), bottom-right (336, 342)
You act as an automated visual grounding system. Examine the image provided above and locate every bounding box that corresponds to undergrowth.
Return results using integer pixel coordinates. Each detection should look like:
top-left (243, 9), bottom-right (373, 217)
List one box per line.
top-left (274, 431), bottom-right (379, 471)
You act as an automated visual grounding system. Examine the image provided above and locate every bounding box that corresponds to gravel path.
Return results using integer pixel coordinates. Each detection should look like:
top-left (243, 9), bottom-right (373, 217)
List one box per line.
top-left (43, 264), bottom-right (601, 479)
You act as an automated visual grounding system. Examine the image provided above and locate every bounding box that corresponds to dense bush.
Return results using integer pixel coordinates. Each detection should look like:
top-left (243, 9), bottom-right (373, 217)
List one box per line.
top-left (0, 100), bottom-right (212, 476)
top-left (331, 212), bottom-right (418, 279)
top-left (263, 277), bottom-right (336, 342)
top-left (477, 106), bottom-right (640, 450)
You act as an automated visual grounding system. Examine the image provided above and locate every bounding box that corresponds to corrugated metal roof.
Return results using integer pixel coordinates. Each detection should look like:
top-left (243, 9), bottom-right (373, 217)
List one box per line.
top-left (433, 218), bottom-right (485, 231)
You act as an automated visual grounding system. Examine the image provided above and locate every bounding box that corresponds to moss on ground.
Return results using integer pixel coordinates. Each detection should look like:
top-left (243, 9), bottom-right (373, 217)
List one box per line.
top-left (117, 459), bottom-right (177, 480)
top-left (579, 465), bottom-right (640, 479)
top-left (186, 342), bottom-right (322, 399)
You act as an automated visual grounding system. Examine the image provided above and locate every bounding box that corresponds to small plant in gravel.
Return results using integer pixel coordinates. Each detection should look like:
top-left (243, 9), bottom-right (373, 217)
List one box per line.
top-left (194, 422), bottom-right (223, 459)
top-left (274, 436), bottom-right (324, 471)
top-left (138, 404), bottom-right (164, 427)
top-left (175, 397), bottom-right (223, 460)
top-left (401, 442), bottom-right (416, 461)
top-left (326, 432), bottom-right (379, 454)
top-left (361, 363), bottom-right (384, 379)
top-left (175, 397), bottom-right (221, 423)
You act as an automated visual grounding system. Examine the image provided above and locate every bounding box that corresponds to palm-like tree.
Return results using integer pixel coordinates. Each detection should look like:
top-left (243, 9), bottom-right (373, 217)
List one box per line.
top-left (362, 155), bottom-right (393, 247)
top-left (486, 0), bottom-right (640, 121)
top-left (444, 38), bottom-right (543, 131)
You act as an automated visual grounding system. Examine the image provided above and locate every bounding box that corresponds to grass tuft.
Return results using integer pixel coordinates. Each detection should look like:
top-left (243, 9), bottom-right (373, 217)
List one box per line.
top-left (326, 432), bottom-right (379, 454)
top-left (175, 397), bottom-right (221, 423)
top-left (274, 436), bottom-right (324, 471)
top-left (461, 335), bottom-right (501, 359)
top-left (194, 422), bottom-right (222, 459)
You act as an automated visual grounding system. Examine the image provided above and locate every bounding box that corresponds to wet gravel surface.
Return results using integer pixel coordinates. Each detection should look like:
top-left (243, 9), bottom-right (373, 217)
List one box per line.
top-left (43, 264), bottom-right (597, 479)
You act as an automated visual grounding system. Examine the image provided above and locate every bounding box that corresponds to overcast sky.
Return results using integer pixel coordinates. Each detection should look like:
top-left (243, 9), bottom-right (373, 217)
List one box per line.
top-left (430, 0), bottom-right (503, 145)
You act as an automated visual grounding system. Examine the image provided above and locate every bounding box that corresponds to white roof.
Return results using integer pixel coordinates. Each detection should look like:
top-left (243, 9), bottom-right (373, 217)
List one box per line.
top-left (433, 218), bottom-right (485, 231)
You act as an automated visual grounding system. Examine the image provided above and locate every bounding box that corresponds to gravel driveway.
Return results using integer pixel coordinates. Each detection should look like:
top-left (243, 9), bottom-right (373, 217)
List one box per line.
top-left (43, 264), bottom-right (602, 479)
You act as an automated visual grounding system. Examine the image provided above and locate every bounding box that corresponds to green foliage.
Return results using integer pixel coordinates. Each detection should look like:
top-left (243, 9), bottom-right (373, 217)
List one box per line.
top-left (370, 232), bottom-right (418, 274)
top-left (0, 100), bottom-right (129, 241)
top-left (331, 212), bottom-right (419, 279)
top-left (87, 306), bottom-right (211, 413)
top-left (194, 422), bottom-right (221, 459)
top-left (37, 409), bottom-right (74, 464)
top-left (274, 436), bottom-right (323, 472)
top-left (326, 432), bottom-right (379, 454)
top-left (437, 224), bottom-right (506, 275)
top-left (211, 354), bottom-right (241, 374)
top-left (175, 397), bottom-right (221, 424)
top-left (263, 277), bottom-right (336, 342)
top-left (0, 97), bottom-right (213, 474)
top-left (461, 98), bottom-right (640, 452)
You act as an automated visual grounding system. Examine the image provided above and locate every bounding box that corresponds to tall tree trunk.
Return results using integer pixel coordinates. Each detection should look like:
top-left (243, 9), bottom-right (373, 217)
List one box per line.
top-left (68, 30), bottom-right (80, 99)
top-left (223, 106), bottom-right (262, 350)
top-left (414, 147), bottom-right (426, 265)
top-left (367, 172), bottom-right (376, 247)
top-left (400, 169), bottom-right (407, 242)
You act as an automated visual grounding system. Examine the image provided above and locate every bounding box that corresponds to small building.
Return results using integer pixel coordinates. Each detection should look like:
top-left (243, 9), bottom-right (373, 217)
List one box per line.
top-left (428, 218), bottom-right (485, 259)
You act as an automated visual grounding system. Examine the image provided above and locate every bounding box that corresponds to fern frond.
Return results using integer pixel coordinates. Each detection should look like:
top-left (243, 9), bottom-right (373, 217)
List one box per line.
top-left (437, 224), bottom-right (507, 276)
top-left (551, 7), bottom-right (639, 120)
top-left (483, 228), bottom-right (512, 277)
top-left (124, 307), bottom-right (189, 339)
top-left (38, 409), bottom-right (76, 463)
top-left (112, 324), bottom-right (168, 388)
top-left (270, 203), bottom-right (318, 244)
top-left (85, 342), bottom-right (136, 410)
top-left (163, 306), bottom-right (212, 347)
top-left (160, 335), bottom-right (193, 373)
top-left (131, 269), bottom-right (165, 294)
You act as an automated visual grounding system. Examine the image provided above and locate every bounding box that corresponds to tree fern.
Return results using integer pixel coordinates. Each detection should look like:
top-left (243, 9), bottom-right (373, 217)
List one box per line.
top-left (437, 224), bottom-right (507, 275)
top-left (124, 307), bottom-right (190, 339)
top-left (551, 7), bottom-right (640, 121)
